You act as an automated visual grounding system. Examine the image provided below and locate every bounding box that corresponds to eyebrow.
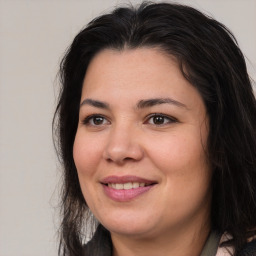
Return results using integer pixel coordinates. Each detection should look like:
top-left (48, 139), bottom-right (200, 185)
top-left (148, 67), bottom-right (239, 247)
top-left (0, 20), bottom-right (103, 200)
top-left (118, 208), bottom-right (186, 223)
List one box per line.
top-left (80, 99), bottom-right (110, 109)
top-left (136, 98), bottom-right (187, 109)
top-left (80, 97), bottom-right (187, 110)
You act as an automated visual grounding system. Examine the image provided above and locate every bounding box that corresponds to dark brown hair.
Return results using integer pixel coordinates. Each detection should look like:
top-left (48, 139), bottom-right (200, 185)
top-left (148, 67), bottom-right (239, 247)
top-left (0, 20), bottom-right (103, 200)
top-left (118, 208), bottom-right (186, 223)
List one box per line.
top-left (53, 2), bottom-right (256, 255)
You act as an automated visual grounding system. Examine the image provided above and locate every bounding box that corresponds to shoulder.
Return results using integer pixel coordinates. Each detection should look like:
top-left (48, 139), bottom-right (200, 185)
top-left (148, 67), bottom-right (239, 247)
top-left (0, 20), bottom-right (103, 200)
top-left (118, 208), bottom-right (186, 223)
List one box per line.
top-left (238, 240), bottom-right (256, 256)
top-left (216, 233), bottom-right (256, 256)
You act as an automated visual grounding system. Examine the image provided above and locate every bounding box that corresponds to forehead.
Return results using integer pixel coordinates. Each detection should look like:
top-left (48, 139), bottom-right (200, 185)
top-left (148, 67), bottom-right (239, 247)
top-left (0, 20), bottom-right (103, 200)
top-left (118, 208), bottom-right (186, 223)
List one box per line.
top-left (83, 48), bottom-right (181, 92)
top-left (81, 48), bottom-right (204, 112)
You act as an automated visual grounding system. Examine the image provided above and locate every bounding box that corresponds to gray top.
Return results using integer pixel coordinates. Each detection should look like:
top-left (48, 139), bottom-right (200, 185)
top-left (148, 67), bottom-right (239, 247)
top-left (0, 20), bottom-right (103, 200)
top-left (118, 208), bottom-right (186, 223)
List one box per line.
top-left (200, 231), bottom-right (221, 256)
top-left (84, 225), bottom-right (256, 256)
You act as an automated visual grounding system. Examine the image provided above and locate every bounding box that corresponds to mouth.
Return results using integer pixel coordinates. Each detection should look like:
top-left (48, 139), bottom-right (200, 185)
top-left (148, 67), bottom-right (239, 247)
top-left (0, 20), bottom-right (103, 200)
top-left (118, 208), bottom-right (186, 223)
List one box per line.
top-left (101, 175), bottom-right (157, 202)
top-left (106, 182), bottom-right (152, 190)
top-left (101, 175), bottom-right (157, 188)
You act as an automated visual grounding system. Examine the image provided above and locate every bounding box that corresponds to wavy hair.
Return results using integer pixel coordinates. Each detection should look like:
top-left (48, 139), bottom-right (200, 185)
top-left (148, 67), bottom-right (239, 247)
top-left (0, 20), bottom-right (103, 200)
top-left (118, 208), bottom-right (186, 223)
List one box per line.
top-left (53, 2), bottom-right (256, 255)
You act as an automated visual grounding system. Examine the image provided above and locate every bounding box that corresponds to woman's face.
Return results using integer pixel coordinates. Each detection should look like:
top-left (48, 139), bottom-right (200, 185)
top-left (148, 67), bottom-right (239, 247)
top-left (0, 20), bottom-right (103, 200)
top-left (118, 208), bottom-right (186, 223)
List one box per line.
top-left (73, 48), bottom-right (212, 239)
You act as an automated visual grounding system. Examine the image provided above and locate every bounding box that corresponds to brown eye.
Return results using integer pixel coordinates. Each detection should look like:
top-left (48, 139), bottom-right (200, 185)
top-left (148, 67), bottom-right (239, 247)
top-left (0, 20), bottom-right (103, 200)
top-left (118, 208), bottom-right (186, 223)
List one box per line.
top-left (147, 114), bottom-right (177, 126)
top-left (93, 116), bottom-right (105, 125)
top-left (152, 116), bottom-right (165, 125)
top-left (82, 115), bottom-right (109, 126)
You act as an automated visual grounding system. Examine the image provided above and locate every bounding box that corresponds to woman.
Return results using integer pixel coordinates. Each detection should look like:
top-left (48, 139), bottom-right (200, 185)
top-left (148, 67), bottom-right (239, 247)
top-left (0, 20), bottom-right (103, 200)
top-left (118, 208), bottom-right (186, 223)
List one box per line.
top-left (53, 2), bottom-right (256, 256)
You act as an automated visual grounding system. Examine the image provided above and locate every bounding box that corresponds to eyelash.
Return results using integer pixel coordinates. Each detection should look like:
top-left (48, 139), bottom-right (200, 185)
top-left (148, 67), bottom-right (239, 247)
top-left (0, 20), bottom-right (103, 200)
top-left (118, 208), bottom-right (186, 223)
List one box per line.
top-left (82, 113), bottom-right (178, 127)
top-left (145, 113), bottom-right (178, 126)
top-left (82, 114), bottom-right (110, 126)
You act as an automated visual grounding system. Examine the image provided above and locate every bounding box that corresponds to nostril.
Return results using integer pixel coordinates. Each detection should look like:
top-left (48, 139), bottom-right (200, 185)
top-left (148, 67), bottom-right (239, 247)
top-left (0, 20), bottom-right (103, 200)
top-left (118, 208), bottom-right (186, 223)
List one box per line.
top-left (123, 157), bottom-right (135, 161)
top-left (106, 156), bottom-right (136, 165)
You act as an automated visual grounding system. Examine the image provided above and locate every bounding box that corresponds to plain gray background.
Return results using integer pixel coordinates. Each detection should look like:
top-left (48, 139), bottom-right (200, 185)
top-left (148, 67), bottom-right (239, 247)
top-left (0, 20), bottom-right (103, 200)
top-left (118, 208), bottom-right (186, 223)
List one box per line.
top-left (0, 0), bottom-right (255, 255)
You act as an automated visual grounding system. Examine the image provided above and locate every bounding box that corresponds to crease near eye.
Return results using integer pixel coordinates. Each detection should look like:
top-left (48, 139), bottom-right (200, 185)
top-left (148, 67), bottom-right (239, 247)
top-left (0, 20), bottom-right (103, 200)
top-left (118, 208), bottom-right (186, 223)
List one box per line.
top-left (145, 113), bottom-right (178, 126)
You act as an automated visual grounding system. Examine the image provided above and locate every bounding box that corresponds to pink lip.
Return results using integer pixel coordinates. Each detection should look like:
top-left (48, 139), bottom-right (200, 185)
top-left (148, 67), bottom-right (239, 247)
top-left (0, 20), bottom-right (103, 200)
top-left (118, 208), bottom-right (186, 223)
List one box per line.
top-left (101, 175), bottom-right (157, 202)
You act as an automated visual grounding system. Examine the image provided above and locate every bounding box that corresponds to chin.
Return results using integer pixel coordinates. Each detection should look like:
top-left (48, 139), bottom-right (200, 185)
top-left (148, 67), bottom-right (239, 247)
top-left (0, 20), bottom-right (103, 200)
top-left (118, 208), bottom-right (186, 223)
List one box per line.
top-left (98, 211), bottom-right (158, 238)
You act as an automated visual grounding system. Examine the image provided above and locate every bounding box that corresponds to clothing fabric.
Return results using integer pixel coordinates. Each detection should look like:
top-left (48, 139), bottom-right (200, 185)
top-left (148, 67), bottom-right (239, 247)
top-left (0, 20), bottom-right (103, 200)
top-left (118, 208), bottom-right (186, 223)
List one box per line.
top-left (200, 231), bottom-right (221, 256)
top-left (83, 225), bottom-right (256, 256)
top-left (216, 233), bottom-right (256, 256)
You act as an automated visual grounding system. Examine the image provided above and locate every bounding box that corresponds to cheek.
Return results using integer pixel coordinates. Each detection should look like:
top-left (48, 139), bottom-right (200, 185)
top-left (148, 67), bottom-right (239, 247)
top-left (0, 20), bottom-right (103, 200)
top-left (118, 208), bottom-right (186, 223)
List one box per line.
top-left (147, 129), bottom-right (211, 198)
top-left (148, 131), bottom-right (207, 173)
top-left (73, 132), bottom-right (103, 209)
top-left (149, 133), bottom-right (211, 223)
top-left (73, 132), bottom-right (103, 176)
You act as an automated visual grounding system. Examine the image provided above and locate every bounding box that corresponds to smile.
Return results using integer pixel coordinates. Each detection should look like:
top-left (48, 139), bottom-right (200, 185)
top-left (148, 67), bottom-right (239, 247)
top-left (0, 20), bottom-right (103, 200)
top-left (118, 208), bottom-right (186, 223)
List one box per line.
top-left (107, 182), bottom-right (149, 189)
top-left (101, 176), bottom-right (157, 202)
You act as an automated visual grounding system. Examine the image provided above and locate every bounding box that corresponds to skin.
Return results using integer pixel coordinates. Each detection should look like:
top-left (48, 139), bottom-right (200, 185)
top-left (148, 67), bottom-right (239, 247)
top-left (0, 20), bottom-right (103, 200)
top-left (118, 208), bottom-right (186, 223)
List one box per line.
top-left (73, 48), bottom-right (212, 256)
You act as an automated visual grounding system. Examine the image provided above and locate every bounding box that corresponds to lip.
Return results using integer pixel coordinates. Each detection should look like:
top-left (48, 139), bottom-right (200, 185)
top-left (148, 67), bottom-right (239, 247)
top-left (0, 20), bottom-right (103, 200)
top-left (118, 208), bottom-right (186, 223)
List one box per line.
top-left (101, 175), bottom-right (157, 202)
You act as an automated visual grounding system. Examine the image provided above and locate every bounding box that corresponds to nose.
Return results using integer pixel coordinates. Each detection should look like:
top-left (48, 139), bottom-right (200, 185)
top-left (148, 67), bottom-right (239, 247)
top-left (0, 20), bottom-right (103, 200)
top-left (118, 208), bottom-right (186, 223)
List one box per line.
top-left (103, 125), bottom-right (144, 164)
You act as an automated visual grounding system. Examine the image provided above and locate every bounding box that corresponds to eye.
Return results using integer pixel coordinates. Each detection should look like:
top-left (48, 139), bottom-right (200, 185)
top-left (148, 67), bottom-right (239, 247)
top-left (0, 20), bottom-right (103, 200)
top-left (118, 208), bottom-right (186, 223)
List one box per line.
top-left (82, 115), bottom-right (110, 126)
top-left (146, 114), bottom-right (177, 126)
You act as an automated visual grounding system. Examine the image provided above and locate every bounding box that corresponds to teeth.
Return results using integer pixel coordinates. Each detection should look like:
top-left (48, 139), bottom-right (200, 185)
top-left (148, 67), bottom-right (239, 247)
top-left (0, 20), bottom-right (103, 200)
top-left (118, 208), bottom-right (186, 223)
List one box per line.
top-left (108, 183), bottom-right (117, 189)
top-left (108, 182), bottom-right (146, 190)
top-left (124, 182), bottom-right (132, 190)
top-left (133, 182), bottom-right (139, 188)
top-left (116, 183), bottom-right (124, 189)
